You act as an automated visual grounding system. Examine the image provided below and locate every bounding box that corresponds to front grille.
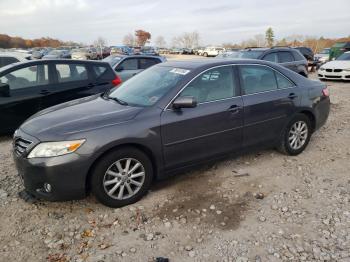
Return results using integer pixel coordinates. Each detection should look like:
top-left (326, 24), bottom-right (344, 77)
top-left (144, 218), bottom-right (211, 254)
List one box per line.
top-left (334, 69), bottom-right (342, 73)
top-left (325, 69), bottom-right (333, 72)
top-left (14, 138), bottom-right (32, 156)
top-left (325, 75), bottom-right (341, 78)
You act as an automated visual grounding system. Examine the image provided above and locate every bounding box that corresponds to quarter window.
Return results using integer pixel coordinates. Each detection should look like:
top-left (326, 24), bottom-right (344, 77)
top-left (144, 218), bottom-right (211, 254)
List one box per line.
top-left (55, 64), bottom-right (88, 83)
top-left (276, 72), bottom-right (294, 89)
top-left (180, 66), bottom-right (235, 103)
top-left (0, 64), bottom-right (49, 90)
top-left (278, 52), bottom-right (294, 63)
top-left (240, 65), bottom-right (277, 94)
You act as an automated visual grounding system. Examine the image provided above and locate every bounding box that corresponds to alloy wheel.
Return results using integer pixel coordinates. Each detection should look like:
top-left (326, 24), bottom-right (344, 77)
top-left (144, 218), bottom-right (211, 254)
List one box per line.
top-left (288, 121), bottom-right (308, 150)
top-left (103, 158), bottom-right (145, 200)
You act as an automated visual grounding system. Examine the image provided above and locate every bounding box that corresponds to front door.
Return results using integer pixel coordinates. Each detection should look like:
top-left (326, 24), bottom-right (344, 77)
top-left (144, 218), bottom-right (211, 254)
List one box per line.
top-left (161, 65), bottom-right (243, 169)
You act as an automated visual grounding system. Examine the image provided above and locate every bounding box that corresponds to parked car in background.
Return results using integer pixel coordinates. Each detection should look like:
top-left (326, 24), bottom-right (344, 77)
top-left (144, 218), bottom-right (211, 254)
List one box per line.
top-left (202, 46), bottom-right (225, 57)
top-left (329, 42), bottom-right (350, 60)
top-left (314, 48), bottom-right (330, 65)
top-left (31, 48), bottom-right (52, 60)
top-left (103, 54), bottom-right (166, 81)
top-left (71, 48), bottom-right (98, 60)
top-left (141, 46), bottom-right (159, 56)
top-left (0, 52), bottom-right (31, 68)
top-left (194, 47), bottom-right (205, 55)
top-left (0, 60), bottom-right (120, 133)
top-left (13, 59), bottom-right (330, 207)
top-left (318, 51), bottom-right (350, 81)
top-left (216, 50), bottom-right (239, 58)
top-left (110, 46), bottom-right (134, 56)
top-left (42, 50), bottom-right (71, 59)
top-left (293, 47), bottom-right (314, 62)
top-left (233, 47), bottom-right (308, 77)
top-left (169, 48), bottom-right (184, 54)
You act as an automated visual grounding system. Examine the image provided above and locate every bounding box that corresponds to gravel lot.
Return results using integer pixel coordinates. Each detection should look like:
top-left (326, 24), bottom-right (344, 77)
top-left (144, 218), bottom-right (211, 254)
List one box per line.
top-left (0, 64), bottom-right (349, 261)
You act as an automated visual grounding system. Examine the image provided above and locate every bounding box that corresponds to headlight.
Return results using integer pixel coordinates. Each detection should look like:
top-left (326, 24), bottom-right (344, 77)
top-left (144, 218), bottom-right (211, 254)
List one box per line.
top-left (319, 67), bottom-right (325, 71)
top-left (28, 139), bottom-right (85, 158)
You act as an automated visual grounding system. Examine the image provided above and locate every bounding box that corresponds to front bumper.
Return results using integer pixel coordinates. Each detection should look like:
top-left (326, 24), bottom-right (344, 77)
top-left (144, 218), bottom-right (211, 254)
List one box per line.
top-left (318, 70), bottom-right (350, 80)
top-left (13, 130), bottom-right (90, 201)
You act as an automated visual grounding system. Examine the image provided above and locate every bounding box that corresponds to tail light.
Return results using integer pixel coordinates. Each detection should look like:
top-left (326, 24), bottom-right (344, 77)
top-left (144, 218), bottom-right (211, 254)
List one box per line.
top-left (322, 86), bottom-right (330, 97)
top-left (112, 75), bottom-right (122, 86)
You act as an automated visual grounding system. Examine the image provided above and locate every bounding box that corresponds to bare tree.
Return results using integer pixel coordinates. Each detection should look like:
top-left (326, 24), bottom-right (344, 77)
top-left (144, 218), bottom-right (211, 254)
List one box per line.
top-left (155, 36), bottom-right (166, 48)
top-left (122, 33), bottom-right (135, 46)
top-left (172, 31), bottom-right (200, 48)
top-left (94, 36), bottom-right (107, 47)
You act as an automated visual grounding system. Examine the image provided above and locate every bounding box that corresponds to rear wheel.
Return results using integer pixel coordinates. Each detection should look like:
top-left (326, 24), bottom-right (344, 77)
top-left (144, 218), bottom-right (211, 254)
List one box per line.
top-left (203, 52), bottom-right (208, 57)
top-left (91, 147), bottom-right (153, 208)
top-left (277, 114), bottom-right (312, 155)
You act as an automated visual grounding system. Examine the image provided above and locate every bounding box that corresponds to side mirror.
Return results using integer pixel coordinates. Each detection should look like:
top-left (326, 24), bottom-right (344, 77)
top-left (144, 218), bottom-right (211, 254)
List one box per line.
top-left (116, 66), bottom-right (124, 72)
top-left (172, 96), bottom-right (197, 110)
top-left (0, 83), bottom-right (10, 97)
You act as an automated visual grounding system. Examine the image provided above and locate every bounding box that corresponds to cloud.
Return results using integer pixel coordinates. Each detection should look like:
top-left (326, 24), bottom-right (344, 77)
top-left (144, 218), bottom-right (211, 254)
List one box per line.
top-left (0, 0), bottom-right (349, 45)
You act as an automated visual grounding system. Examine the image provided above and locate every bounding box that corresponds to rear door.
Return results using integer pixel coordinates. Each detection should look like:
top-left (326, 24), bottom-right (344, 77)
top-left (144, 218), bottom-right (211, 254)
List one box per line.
top-left (239, 64), bottom-right (300, 147)
top-left (43, 62), bottom-right (92, 108)
top-left (0, 63), bottom-right (50, 131)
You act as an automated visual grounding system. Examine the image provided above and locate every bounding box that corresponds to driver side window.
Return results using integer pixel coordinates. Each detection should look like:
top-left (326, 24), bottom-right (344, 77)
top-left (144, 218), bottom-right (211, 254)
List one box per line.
top-left (179, 66), bottom-right (235, 103)
top-left (0, 65), bottom-right (49, 90)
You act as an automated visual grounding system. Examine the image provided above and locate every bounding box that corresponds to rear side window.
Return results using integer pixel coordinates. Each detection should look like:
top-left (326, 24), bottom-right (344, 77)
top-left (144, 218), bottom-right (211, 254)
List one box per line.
top-left (93, 65), bottom-right (114, 80)
top-left (0, 64), bottom-right (49, 90)
top-left (278, 52), bottom-right (294, 63)
top-left (118, 58), bottom-right (138, 70)
top-left (263, 53), bottom-right (278, 62)
top-left (55, 64), bottom-right (88, 83)
top-left (240, 65), bottom-right (277, 95)
top-left (0, 57), bottom-right (19, 68)
top-left (275, 72), bottom-right (294, 89)
top-left (139, 58), bottom-right (160, 69)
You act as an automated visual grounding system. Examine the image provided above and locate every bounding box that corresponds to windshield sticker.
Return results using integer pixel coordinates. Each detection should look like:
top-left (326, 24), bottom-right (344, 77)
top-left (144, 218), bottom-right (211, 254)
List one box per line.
top-left (170, 68), bottom-right (190, 75)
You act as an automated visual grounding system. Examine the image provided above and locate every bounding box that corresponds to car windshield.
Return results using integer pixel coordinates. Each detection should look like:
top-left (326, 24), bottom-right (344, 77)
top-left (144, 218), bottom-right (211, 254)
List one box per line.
top-left (336, 53), bottom-right (350, 60)
top-left (235, 50), bottom-right (264, 59)
top-left (103, 55), bottom-right (122, 65)
top-left (108, 65), bottom-right (189, 107)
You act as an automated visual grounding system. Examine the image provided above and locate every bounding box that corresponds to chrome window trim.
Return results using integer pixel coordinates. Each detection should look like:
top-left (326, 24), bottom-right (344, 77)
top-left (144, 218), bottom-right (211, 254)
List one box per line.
top-left (164, 63), bottom-right (296, 111)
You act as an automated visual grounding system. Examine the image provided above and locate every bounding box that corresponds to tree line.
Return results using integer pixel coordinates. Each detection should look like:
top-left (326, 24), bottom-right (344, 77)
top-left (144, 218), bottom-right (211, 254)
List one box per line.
top-left (0, 34), bottom-right (79, 49)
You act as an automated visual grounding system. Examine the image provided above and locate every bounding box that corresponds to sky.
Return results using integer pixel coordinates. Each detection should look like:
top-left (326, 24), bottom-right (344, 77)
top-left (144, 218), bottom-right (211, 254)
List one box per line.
top-left (0, 0), bottom-right (349, 46)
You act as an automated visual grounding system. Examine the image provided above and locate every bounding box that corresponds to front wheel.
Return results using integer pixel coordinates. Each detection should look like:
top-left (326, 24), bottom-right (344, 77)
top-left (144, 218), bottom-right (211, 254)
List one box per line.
top-left (277, 114), bottom-right (312, 155)
top-left (91, 147), bottom-right (153, 208)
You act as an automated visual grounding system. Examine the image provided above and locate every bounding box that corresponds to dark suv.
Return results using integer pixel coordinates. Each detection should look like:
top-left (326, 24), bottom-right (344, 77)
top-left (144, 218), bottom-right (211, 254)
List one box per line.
top-left (0, 59), bottom-right (120, 133)
top-left (227, 47), bottom-right (308, 77)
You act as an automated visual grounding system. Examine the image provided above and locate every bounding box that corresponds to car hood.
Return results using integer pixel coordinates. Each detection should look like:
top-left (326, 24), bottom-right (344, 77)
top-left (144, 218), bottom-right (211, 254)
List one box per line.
top-left (322, 60), bottom-right (350, 69)
top-left (21, 95), bottom-right (143, 139)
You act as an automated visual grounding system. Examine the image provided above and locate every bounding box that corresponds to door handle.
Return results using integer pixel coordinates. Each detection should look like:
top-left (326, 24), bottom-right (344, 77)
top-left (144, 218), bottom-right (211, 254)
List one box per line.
top-left (288, 93), bottom-right (298, 99)
top-left (39, 89), bottom-right (50, 95)
top-left (227, 105), bottom-right (241, 113)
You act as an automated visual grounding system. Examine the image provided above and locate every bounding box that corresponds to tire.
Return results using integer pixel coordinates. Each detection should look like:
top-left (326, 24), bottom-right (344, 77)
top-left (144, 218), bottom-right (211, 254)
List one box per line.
top-left (277, 114), bottom-right (312, 156)
top-left (203, 52), bottom-right (208, 57)
top-left (91, 147), bottom-right (153, 208)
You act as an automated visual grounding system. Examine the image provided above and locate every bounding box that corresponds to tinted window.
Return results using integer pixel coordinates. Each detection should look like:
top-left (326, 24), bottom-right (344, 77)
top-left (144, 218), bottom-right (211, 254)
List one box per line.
top-left (240, 65), bottom-right (277, 95)
top-left (292, 50), bottom-right (305, 61)
top-left (276, 72), bottom-right (294, 89)
top-left (236, 50), bottom-right (264, 59)
top-left (0, 57), bottom-right (19, 67)
top-left (263, 53), bottom-right (278, 62)
top-left (93, 66), bottom-right (107, 77)
top-left (108, 66), bottom-right (188, 107)
top-left (55, 64), bottom-right (88, 83)
top-left (180, 66), bottom-right (235, 103)
top-left (139, 58), bottom-right (159, 69)
top-left (0, 64), bottom-right (49, 90)
top-left (279, 52), bottom-right (294, 63)
top-left (119, 58), bottom-right (138, 70)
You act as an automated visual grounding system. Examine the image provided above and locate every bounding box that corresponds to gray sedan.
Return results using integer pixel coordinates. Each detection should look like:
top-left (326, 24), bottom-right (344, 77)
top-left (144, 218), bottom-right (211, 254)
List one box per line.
top-left (13, 59), bottom-right (330, 207)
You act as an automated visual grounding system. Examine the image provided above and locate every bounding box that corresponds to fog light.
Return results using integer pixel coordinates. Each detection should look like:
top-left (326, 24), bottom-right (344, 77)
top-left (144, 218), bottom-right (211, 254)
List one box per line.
top-left (43, 183), bottom-right (52, 193)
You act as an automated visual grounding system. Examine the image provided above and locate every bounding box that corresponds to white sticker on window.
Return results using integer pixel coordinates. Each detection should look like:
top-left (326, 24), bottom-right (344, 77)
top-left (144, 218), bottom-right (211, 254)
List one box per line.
top-left (170, 68), bottom-right (190, 75)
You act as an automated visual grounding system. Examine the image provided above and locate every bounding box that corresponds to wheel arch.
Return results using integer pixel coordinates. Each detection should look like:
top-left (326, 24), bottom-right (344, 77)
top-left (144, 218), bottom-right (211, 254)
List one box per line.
top-left (85, 143), bottom-right (159, 193)
top-left (297, 109), bottom-right (316, 132)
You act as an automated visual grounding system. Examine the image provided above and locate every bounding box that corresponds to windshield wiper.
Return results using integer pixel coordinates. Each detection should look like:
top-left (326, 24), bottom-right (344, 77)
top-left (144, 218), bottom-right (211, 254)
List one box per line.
top-left (107, 96), bottom-right (128, 106)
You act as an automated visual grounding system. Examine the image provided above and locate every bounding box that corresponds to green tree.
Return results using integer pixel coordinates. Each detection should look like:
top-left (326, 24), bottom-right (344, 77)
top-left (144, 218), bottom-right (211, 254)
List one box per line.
top-left (265, 27), bottom-right (275, 47)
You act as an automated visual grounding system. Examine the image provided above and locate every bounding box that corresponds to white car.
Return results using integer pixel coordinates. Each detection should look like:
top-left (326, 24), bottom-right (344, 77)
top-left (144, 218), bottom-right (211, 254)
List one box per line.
top-left (0, 51), bottom-right (31, 68)
top-left (202, 46), bottom-right (225, 57)
top-left (318, 51), bottom-right (350, 81)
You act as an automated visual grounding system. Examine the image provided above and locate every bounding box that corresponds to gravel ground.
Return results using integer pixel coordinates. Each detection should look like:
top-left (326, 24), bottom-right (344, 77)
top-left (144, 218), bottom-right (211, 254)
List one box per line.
top-left (0, 71), bottom-right (349, 262)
